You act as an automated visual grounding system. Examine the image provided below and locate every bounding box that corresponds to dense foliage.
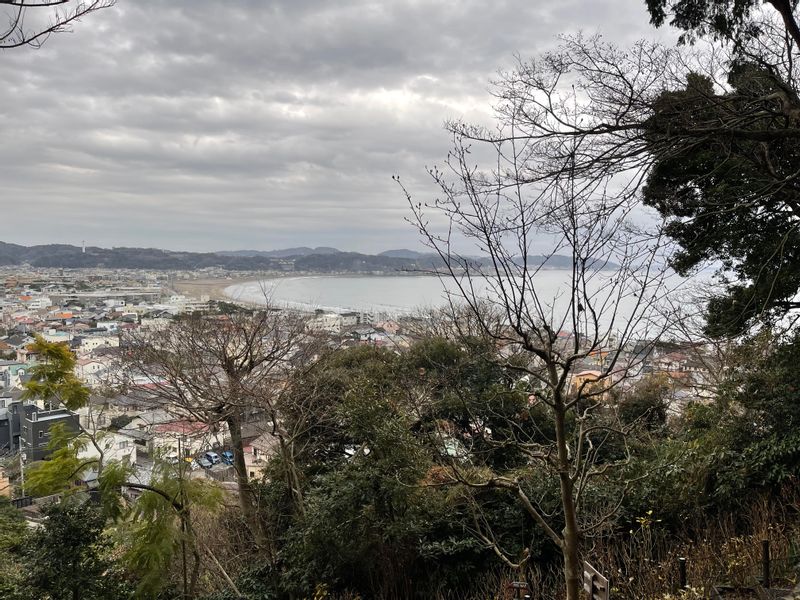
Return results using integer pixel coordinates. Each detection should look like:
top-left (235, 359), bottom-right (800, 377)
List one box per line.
top-left (643, 65), bottom-right (800, 336)
top-left (4, 335), bottom-right (800, 598)
top-left (1, 500), bottom-right (131, 600)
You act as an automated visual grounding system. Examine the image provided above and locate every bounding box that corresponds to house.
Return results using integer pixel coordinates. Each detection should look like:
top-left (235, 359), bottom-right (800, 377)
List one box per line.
top-left (75, 394), bottom-right (127, 431)
top-left (24, 296), bottom-right (52, 311)
top-left (139, 315), bottom-right (171, 330)
top-left (0, 399), bottom-right (25, 454)
top-left (231, 421), bottom-right (280, 480)
top-left (586, 348), bottom-right (612, 368)
top-left (23, 407), bottom-right (80, 461)
top-left (75, 334), bottom-right (119, 356)
top-left (570, 370), bottom-right (607, 399)
top-left (242, 431), bottom-right (279, 480)
top-left (151, 420), bottom-right (226, 458)
top-left (118, 409), bottom-right (173, 455)
top-left (96, 320), bottom-right (119, 332)
top-left (40, 329), bottom-right (73, 345)
top-left (4, 333), bottom-right (34, 352)
top-left (78, 389), bottom-right (161, 428)
top-left (347, 326), bottom-right (377, 343)
top-left (74, 356), bottom-right (115, 387)
top-left (103, 389), bottom-right (163, 418)
top-left (374, 320), bottom-right (401, 335)
top-left (77, 430), bottom-right (137, 472)
top-left (0, 402), bottom-right (81, 461)
top-left (0, 361), bottom-right (29, 389)
top-left (119, 410), bottom-right (226, 458)
top-left (376, 333), bottom-right (411, 350)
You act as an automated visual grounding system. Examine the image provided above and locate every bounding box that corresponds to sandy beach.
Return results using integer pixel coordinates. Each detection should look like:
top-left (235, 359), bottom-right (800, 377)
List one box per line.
top-left (172, 277), bottom-right (261, 302)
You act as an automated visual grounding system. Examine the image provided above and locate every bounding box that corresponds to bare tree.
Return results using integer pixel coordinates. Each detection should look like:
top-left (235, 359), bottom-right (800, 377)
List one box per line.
top-left (462, 27), bottom-right (800, 200)
top-left (1, 0), bottom-right (114, 49)
top-left (399, 99), bottom-right (677, 596)
top-left (120, 308), bottom-right (308, 547)
top-left (448, 25), bottom-right (800, 335)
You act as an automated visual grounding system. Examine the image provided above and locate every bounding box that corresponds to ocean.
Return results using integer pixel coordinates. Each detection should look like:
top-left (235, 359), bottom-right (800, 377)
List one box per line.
top-left (223, 272), bottom-right (653, 328)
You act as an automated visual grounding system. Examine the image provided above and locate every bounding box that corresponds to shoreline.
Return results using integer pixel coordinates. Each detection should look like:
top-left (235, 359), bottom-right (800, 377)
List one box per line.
top-left (171, 270), bottom-right (632, 321)
top-left (173, 272), bottom-right (447, 303)
top-left (175, 273), bottom-right (450, 315)
top-left (173, 269), bottom-right (584, 308)
top-left (172, 277), bottom-right (260, 302)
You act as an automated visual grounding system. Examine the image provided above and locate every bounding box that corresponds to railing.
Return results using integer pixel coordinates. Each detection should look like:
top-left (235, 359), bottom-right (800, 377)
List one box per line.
top-left (10, 495), bottom-right (33, 508)
top-left (10, 493), bottom-right (63, 509)
top-left (584, 561), bottom-right (610, 600)
top-left (34, 493), bottom-right (63, 506)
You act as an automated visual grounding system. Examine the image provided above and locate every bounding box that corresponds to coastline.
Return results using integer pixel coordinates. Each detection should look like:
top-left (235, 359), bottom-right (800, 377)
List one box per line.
top-left (173, 272), bottom-right (443, 303)
top-left (172, 277), bottom-right (261, 302)
top-left (171, 270), bottom-right (633, 321)
top-left (173, 273), bottom-right (432, 314)
top-left (173, 268), bottom-right (595, 305)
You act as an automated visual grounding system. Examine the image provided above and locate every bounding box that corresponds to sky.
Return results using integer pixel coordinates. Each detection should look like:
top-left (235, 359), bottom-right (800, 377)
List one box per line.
top-left (1, 0), bottom-right (672, 254)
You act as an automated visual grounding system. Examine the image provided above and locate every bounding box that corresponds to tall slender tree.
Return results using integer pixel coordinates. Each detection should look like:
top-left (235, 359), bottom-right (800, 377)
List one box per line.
top-left (400, 125), bottom-right (674, 597)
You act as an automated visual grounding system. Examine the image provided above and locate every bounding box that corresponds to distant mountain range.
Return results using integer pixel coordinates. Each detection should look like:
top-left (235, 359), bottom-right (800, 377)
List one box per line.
top-left (0, 241), bottom-right (592, 272)
top-left (216, 247), bottom-right (342, 258)
top-left (217, 247), bottom-right (434, 260)
top-left (377, 249), bottom-right (432, 259)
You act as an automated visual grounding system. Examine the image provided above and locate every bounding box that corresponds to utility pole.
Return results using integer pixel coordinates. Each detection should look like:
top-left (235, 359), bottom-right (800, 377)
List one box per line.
top-left (18, 444), bottom-right (25, 496)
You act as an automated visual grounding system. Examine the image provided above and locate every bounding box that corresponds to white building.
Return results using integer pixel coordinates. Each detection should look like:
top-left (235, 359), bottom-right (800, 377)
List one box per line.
top-left (96, 320), bottom-right (120, 332)
top-left (26, 296), bottom-right (52, 310)
top-left (340, 312), bottom-right (359, 327)
top-left (307, 312), bottom-right (344, 334)
top-left (75, 357), bottom-right (116, 387)
top-left (77, 335), bottom-right (119, 356)
top-left (78, 430), bottom-right (138, 466)
top-left (119, 410), bottom-right (226, 457)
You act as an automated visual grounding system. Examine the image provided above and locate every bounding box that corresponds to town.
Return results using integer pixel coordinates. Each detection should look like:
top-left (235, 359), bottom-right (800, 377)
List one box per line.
top-left (0, 266), bottom-right (718, 509)
top-left (6, 0), bottom-right (800, 597)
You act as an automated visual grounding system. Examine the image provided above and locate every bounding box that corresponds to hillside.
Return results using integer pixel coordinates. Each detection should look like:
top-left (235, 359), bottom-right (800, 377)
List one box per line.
top-left (0, 242), bottom-right (602, 273)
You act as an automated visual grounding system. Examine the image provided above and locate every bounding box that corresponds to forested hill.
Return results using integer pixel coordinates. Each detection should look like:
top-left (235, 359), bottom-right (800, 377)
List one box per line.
top-left (0, 242), bottom-right (585, 272)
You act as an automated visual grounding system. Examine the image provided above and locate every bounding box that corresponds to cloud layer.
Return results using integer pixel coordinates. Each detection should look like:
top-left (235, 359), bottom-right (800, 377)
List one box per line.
top-left (2, 0), bottom-right (664, 253)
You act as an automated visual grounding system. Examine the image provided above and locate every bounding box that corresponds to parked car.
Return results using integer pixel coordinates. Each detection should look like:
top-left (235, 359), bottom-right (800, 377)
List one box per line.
top-left (204, 451), bottom-right (221, 465)
top-left (221, 450), bottom-right (234, 465)
top-left (197, 456), bottom-right (213, 469)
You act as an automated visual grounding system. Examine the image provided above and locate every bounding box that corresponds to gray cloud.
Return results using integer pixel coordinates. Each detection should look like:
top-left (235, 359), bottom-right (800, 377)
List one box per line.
top-left (2, 0), bottom-right (667, 253)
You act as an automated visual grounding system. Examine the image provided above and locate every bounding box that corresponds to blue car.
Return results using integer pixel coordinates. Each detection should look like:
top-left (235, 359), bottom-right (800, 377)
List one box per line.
top-left (221, 450), bottom-right (234, 465)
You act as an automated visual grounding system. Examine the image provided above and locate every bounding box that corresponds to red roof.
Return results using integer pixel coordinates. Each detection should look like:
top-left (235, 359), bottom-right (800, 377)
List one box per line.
top-left (153, 421), bottom-right (208, 435)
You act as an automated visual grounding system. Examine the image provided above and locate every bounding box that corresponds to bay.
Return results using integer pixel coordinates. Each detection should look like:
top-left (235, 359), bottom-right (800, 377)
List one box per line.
top-left (223, 272), bottom-right (642, 323)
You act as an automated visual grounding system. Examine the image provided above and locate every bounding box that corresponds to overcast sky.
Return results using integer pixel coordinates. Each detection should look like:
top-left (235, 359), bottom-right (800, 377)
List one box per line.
top-left (1, 0), bottom-right (671, 254)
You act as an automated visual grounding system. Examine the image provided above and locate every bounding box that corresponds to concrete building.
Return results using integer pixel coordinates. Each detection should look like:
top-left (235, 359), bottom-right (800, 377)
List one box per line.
top-left (0, 400), bottom-right (80, 461)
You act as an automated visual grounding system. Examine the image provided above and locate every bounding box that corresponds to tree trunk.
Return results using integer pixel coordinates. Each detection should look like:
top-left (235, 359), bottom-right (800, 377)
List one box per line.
top-left (181, 507), bottom-right (201, 600)
top-left (561, 503), bottom-right (582, 600)
top-left (554, 400), bottom-right (581, 600)
top-left (225, 412), bottom-right (265, 545)
top-left (277, 436), bottom-right (305, 517)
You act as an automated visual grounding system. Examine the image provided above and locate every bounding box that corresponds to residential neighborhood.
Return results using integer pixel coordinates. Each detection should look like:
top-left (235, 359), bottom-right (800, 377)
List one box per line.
top-left (0, 264), bottom-right (724, 515)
